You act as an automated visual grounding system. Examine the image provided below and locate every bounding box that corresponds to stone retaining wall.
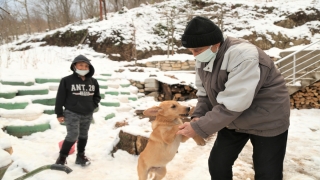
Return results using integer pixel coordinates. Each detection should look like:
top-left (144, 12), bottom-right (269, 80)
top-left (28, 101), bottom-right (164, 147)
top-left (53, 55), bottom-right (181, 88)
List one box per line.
top-left (136, 60), bottom-right (196, 71)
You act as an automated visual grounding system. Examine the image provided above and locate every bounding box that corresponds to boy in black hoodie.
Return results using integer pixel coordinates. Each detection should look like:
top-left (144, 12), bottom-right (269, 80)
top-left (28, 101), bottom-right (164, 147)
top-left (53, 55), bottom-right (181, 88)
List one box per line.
top-left (55, 54), bottom-right (101, 166)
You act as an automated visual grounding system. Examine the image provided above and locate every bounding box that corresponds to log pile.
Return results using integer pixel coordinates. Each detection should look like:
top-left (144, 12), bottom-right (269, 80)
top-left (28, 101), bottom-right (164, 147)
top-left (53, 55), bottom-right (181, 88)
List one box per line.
top-left (158, 82), bottom-right (198, 101)
top-left (290, 81), bottom-right (320, 109)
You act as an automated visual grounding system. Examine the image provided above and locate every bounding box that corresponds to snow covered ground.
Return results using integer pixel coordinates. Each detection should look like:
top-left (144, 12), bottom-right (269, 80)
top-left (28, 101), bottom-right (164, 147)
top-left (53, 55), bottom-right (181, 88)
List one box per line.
top-left (1, 0), bottom-right (320, 179)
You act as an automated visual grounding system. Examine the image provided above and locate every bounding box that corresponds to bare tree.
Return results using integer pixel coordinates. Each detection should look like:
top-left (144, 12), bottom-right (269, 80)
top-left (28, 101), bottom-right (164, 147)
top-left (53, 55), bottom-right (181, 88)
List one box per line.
top-left (33, 0), bottom-right (57, 30)
top-left (14, 0), bottom-right (32, 34)
top-left (0, 1), bottom-right (23, 43)
top-left (102, 0), bottom-right (107, 20)
top-left (160, 6), bottom-right (181, 57)
top-left (77, 0), bottom-right (83, 20)
top-left (54, 0), bottom-right (73, 25)
top-left (81, 0), bottom-right (99, 19)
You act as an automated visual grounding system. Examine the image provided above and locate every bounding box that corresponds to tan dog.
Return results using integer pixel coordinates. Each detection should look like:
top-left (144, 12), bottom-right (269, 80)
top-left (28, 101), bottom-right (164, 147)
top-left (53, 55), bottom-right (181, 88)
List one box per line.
top-left (137, 101), bottom-right (206, 180)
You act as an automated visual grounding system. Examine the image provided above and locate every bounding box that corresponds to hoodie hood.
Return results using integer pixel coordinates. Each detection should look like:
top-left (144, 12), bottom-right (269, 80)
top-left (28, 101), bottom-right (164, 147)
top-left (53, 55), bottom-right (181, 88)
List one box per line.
top-left (70, 55), bottom-right (95, 77)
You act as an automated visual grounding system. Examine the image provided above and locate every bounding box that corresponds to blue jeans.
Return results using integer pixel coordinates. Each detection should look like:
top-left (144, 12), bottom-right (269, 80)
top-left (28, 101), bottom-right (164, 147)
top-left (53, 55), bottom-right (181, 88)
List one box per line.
top-left (209, 128), bottom-right (288, 180)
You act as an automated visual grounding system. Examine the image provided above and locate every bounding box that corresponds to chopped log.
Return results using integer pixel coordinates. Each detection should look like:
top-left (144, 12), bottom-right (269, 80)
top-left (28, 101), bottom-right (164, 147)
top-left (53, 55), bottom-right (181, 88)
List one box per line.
top-left (113, 130), bottom-right (137, 155)
top-left (112, 130), bottom-right (149, 155)
top-left (173, 93), bottom-right (182, 101)
top-left (171, 87), bottom-right (182, 93)
top-left (161, 83), bottom-right (172, 100)
top-left (136, 136), bottom-right (149, 155)
top-left (184, 85), bottom-right (191, 91)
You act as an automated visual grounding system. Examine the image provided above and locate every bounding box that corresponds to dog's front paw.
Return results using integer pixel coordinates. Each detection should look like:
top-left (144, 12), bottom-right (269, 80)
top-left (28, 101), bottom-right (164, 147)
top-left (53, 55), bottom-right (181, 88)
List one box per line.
top-left (197, 139), bottom-right (206, 146)
top-left (193, 135), bottom-right (206, 146)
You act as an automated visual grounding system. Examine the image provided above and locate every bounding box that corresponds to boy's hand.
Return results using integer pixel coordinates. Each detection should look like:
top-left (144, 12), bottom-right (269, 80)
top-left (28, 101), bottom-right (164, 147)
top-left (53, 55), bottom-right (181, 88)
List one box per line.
top-left (57, 117), bottom-right (64, 123)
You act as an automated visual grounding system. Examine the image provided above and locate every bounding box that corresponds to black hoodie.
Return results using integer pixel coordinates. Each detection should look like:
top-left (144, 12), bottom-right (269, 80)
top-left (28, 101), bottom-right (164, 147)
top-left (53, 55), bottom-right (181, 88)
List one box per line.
top-left (55, 55), bottom-right (101, 117)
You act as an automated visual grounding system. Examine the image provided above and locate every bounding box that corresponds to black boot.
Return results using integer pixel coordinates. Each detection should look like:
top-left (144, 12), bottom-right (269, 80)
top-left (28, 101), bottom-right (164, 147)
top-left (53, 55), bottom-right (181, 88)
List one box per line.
top-left (75, 138), bottom-right (90, 166)
top-left (55, 140), bottom-right (75, 165)
top-left (55, 154), bottom-right (67, 165)
top-left (75, 152), bottom-right (91, 166)
top-left (77, 138), bottom-right (88, 154)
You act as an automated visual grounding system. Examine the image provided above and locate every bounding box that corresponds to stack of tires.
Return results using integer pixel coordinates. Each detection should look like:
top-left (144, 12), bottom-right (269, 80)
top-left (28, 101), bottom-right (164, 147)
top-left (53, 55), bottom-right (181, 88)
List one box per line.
top-left (97, 74), bottom-right (140, 120)
top-left (0, 77), bottom-right (59, 138)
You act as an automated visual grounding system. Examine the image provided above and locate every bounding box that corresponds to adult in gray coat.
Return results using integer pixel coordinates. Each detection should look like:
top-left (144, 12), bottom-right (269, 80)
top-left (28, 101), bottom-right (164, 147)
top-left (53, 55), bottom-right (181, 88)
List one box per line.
top-left (177, 16), bottom-right (290, 180)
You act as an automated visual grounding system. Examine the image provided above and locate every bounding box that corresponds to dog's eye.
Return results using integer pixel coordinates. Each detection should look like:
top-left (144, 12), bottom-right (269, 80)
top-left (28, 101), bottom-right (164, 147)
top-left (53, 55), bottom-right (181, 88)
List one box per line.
top-left (171, 105), bottom-right (176, 108)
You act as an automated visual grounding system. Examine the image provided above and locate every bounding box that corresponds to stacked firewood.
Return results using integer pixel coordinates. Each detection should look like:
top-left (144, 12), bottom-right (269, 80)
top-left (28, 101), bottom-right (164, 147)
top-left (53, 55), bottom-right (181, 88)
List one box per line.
top-left (290, 81), bottom-right (320, 109)
top-left (157, 82), bottom-right (198, 101)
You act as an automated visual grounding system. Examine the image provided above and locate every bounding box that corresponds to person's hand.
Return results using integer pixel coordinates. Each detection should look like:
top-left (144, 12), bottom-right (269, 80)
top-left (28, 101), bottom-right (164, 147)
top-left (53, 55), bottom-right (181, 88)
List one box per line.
top-left (57, 117), bottom-right (64, 123)
top-left (177, 122), bottom-right (196, 138)
top-left (191, 117), bottom-right (200, 122)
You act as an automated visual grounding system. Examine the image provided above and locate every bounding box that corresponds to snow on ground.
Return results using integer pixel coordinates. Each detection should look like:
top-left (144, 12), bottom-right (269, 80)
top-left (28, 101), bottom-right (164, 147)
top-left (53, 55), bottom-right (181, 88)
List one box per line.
top-left (1, 0), bottom-right (320, 179)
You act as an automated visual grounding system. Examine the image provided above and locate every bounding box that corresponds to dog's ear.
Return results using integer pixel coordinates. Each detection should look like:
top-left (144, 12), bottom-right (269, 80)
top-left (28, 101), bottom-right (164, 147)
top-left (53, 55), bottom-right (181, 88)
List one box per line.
top-left (143, 106), bottom-right (161, 116)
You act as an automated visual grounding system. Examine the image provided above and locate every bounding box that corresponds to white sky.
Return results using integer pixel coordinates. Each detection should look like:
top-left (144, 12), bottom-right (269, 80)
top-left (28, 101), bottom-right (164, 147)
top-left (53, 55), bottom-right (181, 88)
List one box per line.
top-left (1, 0), bottom-right (320, 179)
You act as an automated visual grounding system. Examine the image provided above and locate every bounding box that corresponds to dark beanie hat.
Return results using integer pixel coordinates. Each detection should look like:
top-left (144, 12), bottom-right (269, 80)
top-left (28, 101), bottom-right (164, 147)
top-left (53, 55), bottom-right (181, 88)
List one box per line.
top-left (181, 16), bottom-right (223, 48)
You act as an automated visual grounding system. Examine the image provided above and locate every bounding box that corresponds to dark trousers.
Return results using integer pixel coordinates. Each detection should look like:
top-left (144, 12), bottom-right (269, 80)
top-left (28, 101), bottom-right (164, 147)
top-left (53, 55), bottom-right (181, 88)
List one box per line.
top-left (209, 128), bottom-right (288, 180)
top-left (64, 109), bottom-right (92, 142)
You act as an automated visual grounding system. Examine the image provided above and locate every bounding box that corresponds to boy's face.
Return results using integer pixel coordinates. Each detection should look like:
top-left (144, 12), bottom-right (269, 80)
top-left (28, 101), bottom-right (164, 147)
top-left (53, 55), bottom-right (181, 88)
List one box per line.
top-left (75, 61), bottom-right (89, 70)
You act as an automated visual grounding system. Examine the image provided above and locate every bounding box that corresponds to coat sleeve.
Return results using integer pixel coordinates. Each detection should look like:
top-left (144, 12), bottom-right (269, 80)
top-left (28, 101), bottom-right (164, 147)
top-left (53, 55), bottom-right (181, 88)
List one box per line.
top-left (93, 79), bottom-right (101, 108)
top-left (55, 78), bottom-right (67, 118)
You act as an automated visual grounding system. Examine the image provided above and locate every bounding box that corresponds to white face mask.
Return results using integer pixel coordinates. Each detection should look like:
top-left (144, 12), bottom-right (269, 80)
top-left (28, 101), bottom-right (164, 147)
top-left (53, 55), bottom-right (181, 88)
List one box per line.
top-left (75, 68), bottom-right (89, 76)
top-left (195, 46), bottom-right (218, 63)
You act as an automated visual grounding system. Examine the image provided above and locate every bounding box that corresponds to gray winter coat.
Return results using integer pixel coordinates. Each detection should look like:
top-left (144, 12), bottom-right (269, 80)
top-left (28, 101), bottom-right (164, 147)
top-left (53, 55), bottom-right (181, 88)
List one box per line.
top-left (191, 36), bottom-right (290, 138)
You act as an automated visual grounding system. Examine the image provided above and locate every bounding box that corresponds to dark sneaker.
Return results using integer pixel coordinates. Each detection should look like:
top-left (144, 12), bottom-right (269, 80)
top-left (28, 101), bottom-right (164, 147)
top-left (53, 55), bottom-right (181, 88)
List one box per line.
top-left (55, 155), bottom-right (67, 165)
top-left (75, 153), bottom-right (91, 166)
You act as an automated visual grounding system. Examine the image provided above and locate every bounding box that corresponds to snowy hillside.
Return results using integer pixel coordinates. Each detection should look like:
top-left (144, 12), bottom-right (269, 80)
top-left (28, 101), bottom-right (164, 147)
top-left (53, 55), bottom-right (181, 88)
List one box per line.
top-left (0, 0), bottom-right (320, 180)
top-left (7, 0), bottom-right (320, 61)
